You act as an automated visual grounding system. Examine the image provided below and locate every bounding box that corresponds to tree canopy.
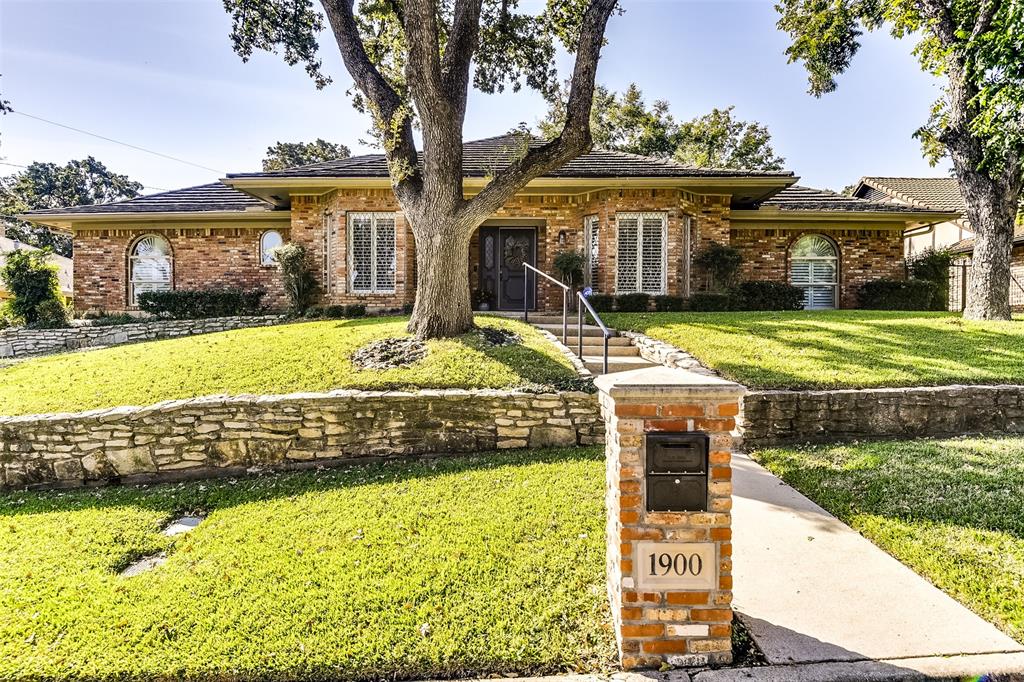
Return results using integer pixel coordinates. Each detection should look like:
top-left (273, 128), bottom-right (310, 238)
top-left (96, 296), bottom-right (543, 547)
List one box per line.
top-left (1, 157), bottom-right (143, 257)
top-left (539, 82), bottom-right (786, 171)
top-left (262, 139), bottom-right (353, 171)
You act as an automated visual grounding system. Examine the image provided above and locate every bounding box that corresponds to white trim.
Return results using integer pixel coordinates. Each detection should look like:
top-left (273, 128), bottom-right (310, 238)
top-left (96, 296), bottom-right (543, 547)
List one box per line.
top-left (347, 212), bottom-right (397, 294)
top-left (128, 234), bottom-right (173, 307)
top-left (259, 229), bottom-right (283, 266)
top-left (614, 211), bottom-right (668, 295)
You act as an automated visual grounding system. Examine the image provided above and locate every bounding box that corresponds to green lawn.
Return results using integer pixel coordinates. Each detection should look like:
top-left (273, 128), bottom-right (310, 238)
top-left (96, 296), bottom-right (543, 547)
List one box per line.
top-left (605, 310), bottom-right (1024, 389)
top-left (0, 448), bottom-right (615, 681)
top-left (753, 437), bottom-right (1024, 643)
top-left (0, 316), bottom-right (578, 416)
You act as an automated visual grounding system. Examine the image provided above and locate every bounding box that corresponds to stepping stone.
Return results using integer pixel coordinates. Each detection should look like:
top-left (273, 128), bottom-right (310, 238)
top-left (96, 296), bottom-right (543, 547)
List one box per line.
top-left (119, 552), bottom-right (167, 577)
top-left (162, 515), bottom-right (204, 536)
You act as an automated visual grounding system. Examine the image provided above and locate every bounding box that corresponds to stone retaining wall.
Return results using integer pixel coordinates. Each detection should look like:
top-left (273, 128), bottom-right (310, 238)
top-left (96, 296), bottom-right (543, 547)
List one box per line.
top-left (0, 315), bottom-right (284, 358)
top-left (741, 384), bottom-right (1024, 447)
top-left (0, 389), bottom-right (603, 489)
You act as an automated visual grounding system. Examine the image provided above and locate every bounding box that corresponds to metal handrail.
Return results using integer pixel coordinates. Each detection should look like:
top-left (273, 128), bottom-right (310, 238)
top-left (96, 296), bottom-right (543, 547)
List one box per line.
top-left (577, 292), bottom-right (613, 375)
top-left (523, 262), bottom-right (569, 343)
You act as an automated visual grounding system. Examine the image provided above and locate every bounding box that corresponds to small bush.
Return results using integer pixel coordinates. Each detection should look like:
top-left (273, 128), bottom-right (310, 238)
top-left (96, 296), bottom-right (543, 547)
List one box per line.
top-left (689, 292), bottom-right (734, 312)
top-left (907, 248), bottom-right (954, 311)
top-left (654, 295), bottom-right (687, 312)
top-left (91, 313), bottom-right (139, 327)
top-left (33, 299), bottom-right (70, 329)
top-left (401, 302), bottom-right (415, 315)
top-left (735, 281), bottom-right (805, 311)
top-left (586, 293), bottom-right (614, 313)
top-left (553, 249), bottom-right (585, 287)
top-left (273, 243), bottom-right (319, 313)
top-left (322, 305), bottom-right (347, 319)
top-left (858, 278), bottom-right (938, 310)
top-left (694, 243), bottom-right (743, 291)
top-left (0, 248), bottom-right (63, 326)
top-left (615, 293), bottom-right (651, 312)
top-left (343, 304), bottom-right (367, 318)
top-left (138, 288), bottom-right (265, 320)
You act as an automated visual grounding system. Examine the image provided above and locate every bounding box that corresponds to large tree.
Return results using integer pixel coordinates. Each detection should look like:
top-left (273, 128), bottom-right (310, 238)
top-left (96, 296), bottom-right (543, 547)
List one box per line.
top-left (263, 138), bottom-right (352, 171)
top-left (224, 0), bottom-right (619, 338)
top-left (1, 157), bottom-right (143, 257)
top-left (776, 0), bottom-right (1023, 320)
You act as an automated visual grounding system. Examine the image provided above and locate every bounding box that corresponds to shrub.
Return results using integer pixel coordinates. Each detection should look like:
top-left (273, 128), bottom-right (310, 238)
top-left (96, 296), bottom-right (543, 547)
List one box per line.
top-left (907, 248), bottom-right (954, 311)
top-left (586, 293), bottom-right (614, 312)
top-left (0, 248), bottom-right (63, 326)
top-left (654, 295), bottom-right (687, 312)
top-left (343, 303), bottom-right (367, 318)
top-left (858, 278), bottom-right (938, 310)
top-left (615, 293), bottom-right (651, 312)
top-left (138, 288), bottom-right (266, 320)
top-left (694, 243), bottom-right (743, 291)
top-left (553, 249), bottom-right (585, 287)
top-left (401, 302), bottom-right (415, 315)
top-left (322, 305), bottom-right (347, 319)
top-left (91, 313), bottom-right (139, 327)
top-left (33, 299), bottom-right (70, 329)
top-left (689, 292), bottom-right (734, 312)
top-left (735, 281), bottom-right (805, 311)
top-left (273, 242), bottom-right (319, 313)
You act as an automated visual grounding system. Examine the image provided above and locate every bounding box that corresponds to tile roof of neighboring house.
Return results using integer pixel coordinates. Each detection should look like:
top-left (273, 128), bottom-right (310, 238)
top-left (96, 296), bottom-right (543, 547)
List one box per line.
top-left (20, 183), bottom-right (276, 216)
top-left (226, 134), bottom-right (796, 180)
top-left (760, 185), bottom-right (947, 213)
top-left (949, 229), bottom-right (1024, 254)
top-left (857, 177), bottom-right (966, 213)
top-left (0, 236), bottom-right (73, 295)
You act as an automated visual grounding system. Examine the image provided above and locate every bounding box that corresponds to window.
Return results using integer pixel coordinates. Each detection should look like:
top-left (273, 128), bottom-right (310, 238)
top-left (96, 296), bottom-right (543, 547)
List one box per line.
top-left (348, 212), bottom-right (397, 293)
top-left (790, 234), bottom-right (838, 309)
top-left (260, 230), bottom-right (283, 265)
top-left (584, 215), bottom-right (600, 289)
top-left (616, 212), bottom-right (666, 294)
top-left (129, 234), bottom-right (172, 306)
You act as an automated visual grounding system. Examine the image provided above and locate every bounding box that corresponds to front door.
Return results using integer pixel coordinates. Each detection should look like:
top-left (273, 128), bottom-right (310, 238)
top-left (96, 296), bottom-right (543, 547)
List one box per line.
top-left (479, 227), bottom-right (537, 310)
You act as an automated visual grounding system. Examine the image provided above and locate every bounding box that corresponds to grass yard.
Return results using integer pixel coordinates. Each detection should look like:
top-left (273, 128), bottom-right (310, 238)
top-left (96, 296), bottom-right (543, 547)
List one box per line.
top-left (0, 448), bottom-right (615, 681)
top-left (0, 315), bottom-right (577, 416)
top-left (753, 436), bottom-right (1024, 643)
top-left (605, 310), bottom-right (1024, 389)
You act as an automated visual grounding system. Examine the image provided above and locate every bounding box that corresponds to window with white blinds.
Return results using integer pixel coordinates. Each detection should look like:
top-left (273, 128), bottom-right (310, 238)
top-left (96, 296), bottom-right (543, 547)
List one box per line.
top-left (616, 212), bottom-right (666, 294)
top-left (584, 215), bottom-right (600, 289)
top-left (129, 234), bottom-right (172, 306)
top-left (790, 234), bottom-right (838, 309)
top-left (348, 213), bottom-right (397, 293)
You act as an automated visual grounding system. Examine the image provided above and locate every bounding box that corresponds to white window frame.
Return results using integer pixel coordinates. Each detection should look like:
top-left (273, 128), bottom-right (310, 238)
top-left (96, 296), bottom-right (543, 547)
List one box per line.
top-left (128, 234), bottom-right (173, 307)
top-left (583, 215), bottom-right (600, 290)
top-left (790, 234), bottom-right (839, 310)
top-left (347, 212), bottom-right (397, 294)
top-left (615, 212), bottom-right (667, 295)
top-left (259, 230), bottom-right (283, 266)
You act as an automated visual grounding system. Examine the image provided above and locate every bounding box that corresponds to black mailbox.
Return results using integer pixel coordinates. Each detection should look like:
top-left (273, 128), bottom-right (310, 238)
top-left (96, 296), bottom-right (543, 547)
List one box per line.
top-left (645, 432), bottom-right (709, 512)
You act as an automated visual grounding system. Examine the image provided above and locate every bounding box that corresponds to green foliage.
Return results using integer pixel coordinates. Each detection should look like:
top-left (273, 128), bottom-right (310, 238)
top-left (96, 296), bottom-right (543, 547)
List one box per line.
top-left (272, 242), bottom-right (319, 314)
top-left (138, 288), bottom-right (266, 320)
top-left (0, 317), bottom-right (577, 416)
top-left (0, 157), bottom-right (143, 257)
top-left (688, 292), bottom-right (734, 312)
top-left (586, 293), bottom-right (614, 313)
top-left (33, 299), bottom-right (70, 329)
top-left (907, 248), bottom-right (954, 310)
top-left (553, 249), bottom-right (585, 286)
top-left (472, 288), bottom-right (494, 309)
top-left (89, 313), bottom-right (139, 327)
top-left (0, 248), bottom-right (63, 326)
top-left (540, 83), bottom-right (786, 170)
top-left (262, 139), bottom-right (352, 171)
top-left (735, 280), bottom-right (805, 311)
top-left (654, 295), bottom-right (687, 312)
top-left (344, 303), bottom-right (367, 318)
top-left (858, 278), bottom-right (938, 310)
top-left (0, 449), bottom-right (616, 679)
top-left (614, 293), bottom-right (650, 312)
top-left (605, 310), bottom-right (1024, 389)
top-left (694, 243), bottom-right (743, 291)
top-left (754, 436), bottom-right (1024, 643)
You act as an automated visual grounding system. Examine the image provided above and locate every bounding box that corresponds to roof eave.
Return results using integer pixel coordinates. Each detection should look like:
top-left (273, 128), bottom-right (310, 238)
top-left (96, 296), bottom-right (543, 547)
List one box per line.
top-left (19, 209), bottom-right (289, 231)
top-left (731, 207), bottom-right (959, 226)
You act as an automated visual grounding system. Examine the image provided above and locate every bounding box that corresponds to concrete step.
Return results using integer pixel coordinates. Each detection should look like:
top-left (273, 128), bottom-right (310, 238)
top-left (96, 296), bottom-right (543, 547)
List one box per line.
top-left (575, 344), bottom-right (640, 357)
top-left (535, 323), bottom-right (616, 338)
top-left (583, 355), bottom-right (660, 374)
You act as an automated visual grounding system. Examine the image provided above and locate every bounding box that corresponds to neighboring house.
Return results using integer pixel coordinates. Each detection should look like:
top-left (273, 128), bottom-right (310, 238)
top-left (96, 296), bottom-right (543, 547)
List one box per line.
top-left (0, 230), bottom-right (74, 304)
top-left (21, 136), bottom-right (954, 314)
top-left (851, 177), bottom-right (971, 255)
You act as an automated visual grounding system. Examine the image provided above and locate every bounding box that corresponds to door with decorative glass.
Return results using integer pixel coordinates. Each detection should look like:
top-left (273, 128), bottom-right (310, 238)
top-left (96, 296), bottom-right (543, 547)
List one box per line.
top-left (790, 234), bottom-right (838, 309)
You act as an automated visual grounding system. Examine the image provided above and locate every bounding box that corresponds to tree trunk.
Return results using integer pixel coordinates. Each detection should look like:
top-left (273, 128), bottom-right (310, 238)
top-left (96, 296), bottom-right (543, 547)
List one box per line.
top-left (407, 214), bottom-right (475, 339)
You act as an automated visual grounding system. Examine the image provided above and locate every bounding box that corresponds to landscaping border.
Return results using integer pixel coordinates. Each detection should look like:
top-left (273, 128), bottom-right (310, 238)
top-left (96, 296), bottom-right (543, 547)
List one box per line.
top-left (0, 315), bottom-right (285, 359)
top-left (0, 389), bottom-right (603, 489)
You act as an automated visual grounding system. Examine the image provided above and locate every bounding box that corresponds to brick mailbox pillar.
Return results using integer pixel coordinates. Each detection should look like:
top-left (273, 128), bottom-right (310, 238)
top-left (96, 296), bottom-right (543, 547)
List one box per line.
top-left (594, 366), bottom-right (745, 669)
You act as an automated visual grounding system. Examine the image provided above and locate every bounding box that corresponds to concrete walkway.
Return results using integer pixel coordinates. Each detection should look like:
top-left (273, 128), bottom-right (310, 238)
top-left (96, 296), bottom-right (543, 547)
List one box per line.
top-left (730, 451), bottom-right (1024, 677)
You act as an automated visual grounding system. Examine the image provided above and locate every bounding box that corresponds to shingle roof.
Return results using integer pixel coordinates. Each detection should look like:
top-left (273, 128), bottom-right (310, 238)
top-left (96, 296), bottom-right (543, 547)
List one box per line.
top-left (761, 185), bottom-right (948, 213)
top-left (950, 229), bottom-right (1024, 254)
top-left (21, 183), bottom-right (276, 216)
top-left (857, 177), bottom-right (966, 213)
top-left (226, 134), bottom-right (795, 180)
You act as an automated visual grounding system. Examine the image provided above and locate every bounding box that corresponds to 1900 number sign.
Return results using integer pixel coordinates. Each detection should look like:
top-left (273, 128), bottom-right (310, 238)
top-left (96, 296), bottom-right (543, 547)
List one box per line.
top-left (635, 542), bottom-right (716, 590)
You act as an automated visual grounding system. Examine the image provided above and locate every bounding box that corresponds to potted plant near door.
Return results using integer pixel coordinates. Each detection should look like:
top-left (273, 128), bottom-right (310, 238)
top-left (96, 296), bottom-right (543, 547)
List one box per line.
top-left (553, 249), bottom-right (585, 310)
top-left (472, 287), bottom-right (495, 311)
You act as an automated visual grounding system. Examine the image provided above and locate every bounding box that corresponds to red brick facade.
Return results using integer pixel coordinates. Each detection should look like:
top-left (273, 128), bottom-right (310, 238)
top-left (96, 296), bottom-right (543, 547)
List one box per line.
top-left (70, 186), bottom-right (909, 314)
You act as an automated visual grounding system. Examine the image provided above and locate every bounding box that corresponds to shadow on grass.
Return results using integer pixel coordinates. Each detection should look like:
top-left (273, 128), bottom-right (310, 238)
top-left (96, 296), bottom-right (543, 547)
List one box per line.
top-left (0, 446), bottom-right (604, 519)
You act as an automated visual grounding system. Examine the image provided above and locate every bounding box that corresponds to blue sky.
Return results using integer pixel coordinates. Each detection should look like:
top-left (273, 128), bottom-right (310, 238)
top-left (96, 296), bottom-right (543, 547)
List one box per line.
top-left (0, 0), bottom-right (951, 195)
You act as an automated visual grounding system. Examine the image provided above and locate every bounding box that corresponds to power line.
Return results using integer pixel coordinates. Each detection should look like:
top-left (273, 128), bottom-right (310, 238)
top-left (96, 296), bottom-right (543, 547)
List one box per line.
top-left (12, 111), bottom-right (225, 174)
top-left (0, 161), bottom-right (169, 191)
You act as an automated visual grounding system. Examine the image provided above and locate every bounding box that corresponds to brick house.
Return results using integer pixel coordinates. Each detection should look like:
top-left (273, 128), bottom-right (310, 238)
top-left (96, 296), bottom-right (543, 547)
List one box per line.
top-left (22, 136), bottom-right (955, 314)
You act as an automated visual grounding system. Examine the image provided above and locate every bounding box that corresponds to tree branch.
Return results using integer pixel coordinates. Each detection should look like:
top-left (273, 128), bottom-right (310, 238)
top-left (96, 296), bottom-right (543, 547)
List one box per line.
top-left (441, 0), bottom-right (482, 115)
top-left (971, 0), bottom-right (1002, 42)
top-left (402, 0), bottom-right (446, 106)
top-left (917, 0), bottom-right (959, 49)
top-left (465, 0), bottom-right (618, 219)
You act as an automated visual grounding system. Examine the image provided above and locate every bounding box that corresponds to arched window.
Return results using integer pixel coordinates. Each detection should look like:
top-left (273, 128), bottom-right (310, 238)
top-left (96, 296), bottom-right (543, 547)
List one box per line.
top-left (260, 230), bottom-right (283, 265)
top-left (129, 234), bottom-right (172, 306)
top-left (790, 234), bottom-right (838, 309)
